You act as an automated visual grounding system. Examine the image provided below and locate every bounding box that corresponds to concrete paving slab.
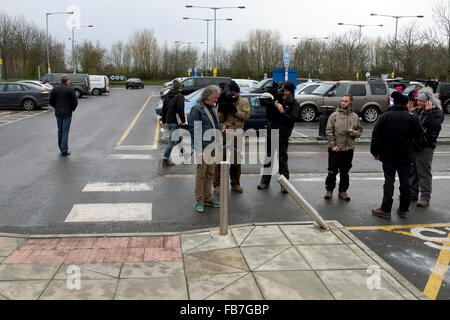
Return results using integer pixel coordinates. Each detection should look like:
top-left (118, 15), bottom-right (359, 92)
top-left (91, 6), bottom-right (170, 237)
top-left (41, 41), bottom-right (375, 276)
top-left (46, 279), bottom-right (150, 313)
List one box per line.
top-left (317, 270), bottom-right (404, 300)
top-left (0, 280), bottom-right (49, 300)
top-left (187, 233), bottom-right (237, 254)
top-left (115, 276), bottom-right (188, 300)
top-left (188, 248), bottom-right (249, 271)
top-left (40, 279), bottom-right (118, 300)
top-left (231, 226), bottom-right (255, 246)
top-left (184, 255), bottom-right (245, 278)
top-left (379, 269), bottom-right (418, 300)
top-left (296, 245), bottom-right (369, 270)
top-left (53, 263), bottom-right (123, 280)
top-left (241, 226), bottom-right (291, 247)
top-left (0, 293), bottom-right (7, 300)
top-left (0, 257), bottom-right (5, 264)
top-left (181, 232), bottom-right (211, 253)
top-left (0, 237), bottom-right (26, 256)
top-left (279, 225), bottom-right (343, 245)
top-left (119, 262), bottom-right (184, 279)
top-left (254, 271), bottom-right (334, 300)
top-left (187, 272), bottom-right (248, 300)
top-left (0, 264), bottom-right (60, 281)
top-left (240, 246), bottom-right (291, 271)
top-left (206, 273), bottom-right (264, 300)
top-left (255, 247), bottom-right (311, 271)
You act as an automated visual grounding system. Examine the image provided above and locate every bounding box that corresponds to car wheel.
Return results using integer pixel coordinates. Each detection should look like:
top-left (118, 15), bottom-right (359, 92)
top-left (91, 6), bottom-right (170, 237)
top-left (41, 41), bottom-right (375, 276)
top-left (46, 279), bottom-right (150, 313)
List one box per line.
top-left (74, 89), bottom-right (82, 99)
top-left (362, 106), bottom-right (380, 123)
top-left (300, 105), bottom-right (318, 122)
top-left (22, 99), bottom-right (36, 111)
top-left (92, 88), bottom-right (100, 96)
top-left (444, 102), bottom-right (450, 114)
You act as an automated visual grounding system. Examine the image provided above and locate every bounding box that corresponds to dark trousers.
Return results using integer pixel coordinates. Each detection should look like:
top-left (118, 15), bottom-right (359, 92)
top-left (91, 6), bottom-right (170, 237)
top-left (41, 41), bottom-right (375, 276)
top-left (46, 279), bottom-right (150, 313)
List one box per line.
top-left (261, 131), bottom-right (290, 185)
top-left (56, 115), bottom-right (72, 154)
top-left (325, 149), bottom-right (354, 192)
top-left (214, 135), bottom-right (242, 187)
top-left (381, 161), bottom-right (411, 212)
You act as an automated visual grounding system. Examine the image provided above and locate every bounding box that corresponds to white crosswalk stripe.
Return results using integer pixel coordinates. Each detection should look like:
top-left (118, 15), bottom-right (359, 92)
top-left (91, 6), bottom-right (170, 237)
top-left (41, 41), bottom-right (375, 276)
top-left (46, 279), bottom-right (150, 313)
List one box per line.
top-left (65, 203), bottom-right (152, 222)
top-left (108, 154), bottom-right (154, 160)
top-left (83, 182), bottom-right (153, 192)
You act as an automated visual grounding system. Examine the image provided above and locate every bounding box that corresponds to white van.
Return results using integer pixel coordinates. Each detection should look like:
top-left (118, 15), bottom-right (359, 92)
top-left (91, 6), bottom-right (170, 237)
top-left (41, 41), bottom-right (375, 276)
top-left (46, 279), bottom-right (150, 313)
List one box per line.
top-left (89, 75), bottom-right (110, 95)
top-left (232, 79), bottom-right (259, 90)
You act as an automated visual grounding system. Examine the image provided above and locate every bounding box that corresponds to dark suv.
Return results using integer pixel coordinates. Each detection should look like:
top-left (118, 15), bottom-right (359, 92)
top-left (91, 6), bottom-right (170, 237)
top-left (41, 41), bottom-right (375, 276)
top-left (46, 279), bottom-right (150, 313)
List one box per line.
top-left (41, 73), bottom-right (90, 98)
top-left (161, 76), bottom-right (231, 99)
top-left (437, 82), bottom-right (450, 114)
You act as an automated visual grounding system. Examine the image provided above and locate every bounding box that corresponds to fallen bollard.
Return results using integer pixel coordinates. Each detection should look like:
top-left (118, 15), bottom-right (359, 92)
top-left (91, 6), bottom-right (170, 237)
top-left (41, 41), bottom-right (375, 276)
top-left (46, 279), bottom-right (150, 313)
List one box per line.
top-left (278, 175), bottom-right (330, 231)
top-left (219, 161), bottom-right (230, 236)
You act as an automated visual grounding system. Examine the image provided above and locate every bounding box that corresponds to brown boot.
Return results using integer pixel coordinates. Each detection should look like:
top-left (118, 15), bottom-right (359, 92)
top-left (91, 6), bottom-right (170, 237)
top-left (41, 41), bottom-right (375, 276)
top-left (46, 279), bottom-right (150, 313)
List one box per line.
top-left (338, 192), bottom-right (351, 202)
top-left (231, 185), bottom-right (243, 193)
top-left (162, 159), bottom-right (175, 167)
top-left (416, 199), bottom-right (430, 207)
top-left (372, 208), bottom-right (391, 220)
top-left (324, 191), bottom-right (333, 200)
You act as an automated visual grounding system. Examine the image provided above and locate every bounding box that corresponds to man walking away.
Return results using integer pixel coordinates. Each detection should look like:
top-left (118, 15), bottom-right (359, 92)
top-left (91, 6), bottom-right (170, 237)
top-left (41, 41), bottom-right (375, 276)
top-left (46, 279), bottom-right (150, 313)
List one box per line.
top-left (409, 89), bottom-right (444, 208)
top-left (49, 74), bottom-right (78, 156)
top-left (161, 80), bottom-right (187, 167)
top-left (371, 91), bottom-right (424, 219)
top-left (324, 94), bottom-right (362, 201)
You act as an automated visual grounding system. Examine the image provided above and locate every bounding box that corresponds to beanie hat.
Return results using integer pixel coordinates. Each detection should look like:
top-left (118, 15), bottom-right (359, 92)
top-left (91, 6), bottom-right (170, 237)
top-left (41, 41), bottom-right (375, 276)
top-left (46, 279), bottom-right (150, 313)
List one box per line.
top-left (283, 81), bottom-right (295, 94)
top-left (173, 80), bottom-right (182, 90)
top-left (391, 90), bottom-right (409, 106)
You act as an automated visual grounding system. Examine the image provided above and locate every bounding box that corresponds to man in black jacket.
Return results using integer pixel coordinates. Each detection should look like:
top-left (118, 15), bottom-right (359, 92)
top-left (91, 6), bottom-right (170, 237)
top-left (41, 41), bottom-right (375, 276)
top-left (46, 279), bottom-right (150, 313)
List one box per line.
top-left (409, 90), bottom-right (444, 207)
top-left (161, 80), bottom-right (187, 167)
top-left (257, 81), bottom-right (300, 193)
top-left (371, 91), bottom-right (424, 219)
top-left (49, 74), bottom-right (78, 156)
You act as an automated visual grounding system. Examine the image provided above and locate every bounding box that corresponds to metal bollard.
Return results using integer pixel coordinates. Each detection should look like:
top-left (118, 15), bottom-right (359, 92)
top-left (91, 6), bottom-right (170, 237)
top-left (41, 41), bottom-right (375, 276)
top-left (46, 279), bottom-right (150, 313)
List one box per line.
top-left (219, 161), bottom-right (230, 236)
top-left (278, 175), bottom-right (330, 231)
top-left (317, 105), bottom-right (336, 141)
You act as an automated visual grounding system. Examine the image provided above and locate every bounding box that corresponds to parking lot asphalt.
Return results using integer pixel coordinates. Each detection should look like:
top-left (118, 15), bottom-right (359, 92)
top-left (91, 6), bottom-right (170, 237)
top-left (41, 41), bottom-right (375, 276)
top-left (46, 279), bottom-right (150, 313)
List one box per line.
top-left (0, 86), bottom-right (449, 300)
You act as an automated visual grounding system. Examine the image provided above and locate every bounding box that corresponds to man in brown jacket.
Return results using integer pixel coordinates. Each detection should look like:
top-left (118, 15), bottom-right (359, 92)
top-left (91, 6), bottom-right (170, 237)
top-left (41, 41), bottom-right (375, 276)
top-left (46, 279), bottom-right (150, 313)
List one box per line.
top-left (214, 82), bottom-right (251, 193)
top-left (324, 94), bottom-right (363, 201)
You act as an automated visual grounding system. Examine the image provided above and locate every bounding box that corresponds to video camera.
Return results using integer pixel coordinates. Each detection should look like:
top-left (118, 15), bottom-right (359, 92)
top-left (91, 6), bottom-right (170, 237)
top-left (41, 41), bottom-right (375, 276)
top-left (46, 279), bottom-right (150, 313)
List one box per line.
top-left (218, 80), bottom-right (240, 114)
top-left (259, 82), bottom-right (285, 121)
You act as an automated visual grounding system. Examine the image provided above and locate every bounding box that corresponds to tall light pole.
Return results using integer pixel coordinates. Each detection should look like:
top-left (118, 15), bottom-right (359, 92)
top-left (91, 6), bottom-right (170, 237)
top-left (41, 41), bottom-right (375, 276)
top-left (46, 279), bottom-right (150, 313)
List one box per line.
top-left (185, 5), bottom-right (245, 71)
top-left (175, 41), bottom-right (204, 76)
top-left (72, 25), bottom-right (94, 74)
top-left (46, 11), bottom-right (74, 74)
top-left (0, 32), bottom-right (3, 82)
top-left (183, 17), bottom-right (232, 75)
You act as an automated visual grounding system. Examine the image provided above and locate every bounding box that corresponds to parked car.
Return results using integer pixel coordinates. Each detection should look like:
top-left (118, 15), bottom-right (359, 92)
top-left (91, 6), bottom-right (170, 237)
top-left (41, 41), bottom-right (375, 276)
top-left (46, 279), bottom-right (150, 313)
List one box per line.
top-left (297, 78), bottom-right (320, 85)
top-left (0, 82), bottom-right (50, 111)
top-left (126, 78), bottom-right (144, 89)
top-left (89, 75), bottom-right (110, 95)
top-left (18, 80), bottom-right (53, 91)
top-left (163, 77), bottom-right (188, 88)
top-left (295, 83), bottom-right (322, 96)
top-left (41, 73), bottom-right (90, 98)
top-left (295, 80), bottom-right (390, 123)
top-left (160, 76), bottom-right (232, 99)
top-left (233, 79), bottom-right (259, 90)
top-left (437, 82), bottom-right (450, 114)
top-left (248, 78), bottom-right (274, 93)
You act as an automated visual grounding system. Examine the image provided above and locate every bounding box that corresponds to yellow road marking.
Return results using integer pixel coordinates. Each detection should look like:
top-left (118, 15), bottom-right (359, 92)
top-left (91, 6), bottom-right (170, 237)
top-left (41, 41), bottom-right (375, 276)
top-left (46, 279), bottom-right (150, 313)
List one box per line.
top-left (346, 223), bottom-right (450, 231)
top-left (117, 96), bottom-right (152, 146)
top-left (423, 234), bottom-right (450, 300)
top-left (153, 116), bottom-right (161, 149)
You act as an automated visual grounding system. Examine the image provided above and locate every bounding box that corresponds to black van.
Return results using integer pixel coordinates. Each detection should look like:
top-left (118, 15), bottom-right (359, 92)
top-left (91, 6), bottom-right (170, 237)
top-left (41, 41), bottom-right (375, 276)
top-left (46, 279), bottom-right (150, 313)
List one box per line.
top-left (41, 73), bottom-right (90, 98)
top-left (160, 76), bottom-right (231, 99)
top-left (437, 82), bottom-right (450, 114)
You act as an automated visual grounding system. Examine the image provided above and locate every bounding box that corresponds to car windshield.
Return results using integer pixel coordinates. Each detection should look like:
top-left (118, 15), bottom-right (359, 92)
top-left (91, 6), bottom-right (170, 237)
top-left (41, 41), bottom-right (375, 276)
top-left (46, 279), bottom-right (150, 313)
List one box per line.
top-left (185, 89), bottom-right (204, 102)
top-left (312, 83), bottom-right (335, 95)
top-left (128, 79), bottom-right (139, 82)
top-left (254, 79), bottom-right (271, 89)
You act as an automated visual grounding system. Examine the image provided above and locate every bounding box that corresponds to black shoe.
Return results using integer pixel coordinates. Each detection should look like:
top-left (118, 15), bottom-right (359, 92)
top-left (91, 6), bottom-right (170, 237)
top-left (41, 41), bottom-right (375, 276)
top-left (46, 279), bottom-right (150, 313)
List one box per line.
top-left (257, 183), bottom-right (270, 190)
top-left (61, 152), bottom-right (71, 157)
top-left (397, 209), bottom-right (408, 219)
top-left (281, 187), bottom-right (289, 194)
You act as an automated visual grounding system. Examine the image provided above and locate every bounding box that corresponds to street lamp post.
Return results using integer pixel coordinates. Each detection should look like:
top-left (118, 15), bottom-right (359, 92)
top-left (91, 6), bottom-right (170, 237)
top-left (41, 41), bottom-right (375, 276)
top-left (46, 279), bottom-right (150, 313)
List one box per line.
top-left (46, 11), bottom-right (74, 74)
top-left (370, 13), bottom-right (424, 75)
top-left (175, 41), bottom-right (204, 76)
top-left (72, 25), bottom-right (94, 74)
top-left (183, 17), bottom-right (232, 75)
top-left (0, 33), bottom-right (3, 82)
top-left (186, 5), bottom-right (245, 70)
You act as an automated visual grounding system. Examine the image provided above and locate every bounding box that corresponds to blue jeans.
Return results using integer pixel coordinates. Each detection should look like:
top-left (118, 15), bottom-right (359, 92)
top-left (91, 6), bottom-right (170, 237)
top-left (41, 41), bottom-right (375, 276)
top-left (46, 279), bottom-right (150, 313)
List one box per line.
top-left (163, 123), bottom-right (184, 159)
top-left (56, 115), bottom-right (72, 154)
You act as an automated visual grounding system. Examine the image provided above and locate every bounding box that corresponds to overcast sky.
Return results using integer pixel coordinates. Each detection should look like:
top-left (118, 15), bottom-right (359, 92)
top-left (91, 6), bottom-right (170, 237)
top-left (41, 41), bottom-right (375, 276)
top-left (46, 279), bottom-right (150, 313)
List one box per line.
top-left (1, 0), bottom-right (440, 52)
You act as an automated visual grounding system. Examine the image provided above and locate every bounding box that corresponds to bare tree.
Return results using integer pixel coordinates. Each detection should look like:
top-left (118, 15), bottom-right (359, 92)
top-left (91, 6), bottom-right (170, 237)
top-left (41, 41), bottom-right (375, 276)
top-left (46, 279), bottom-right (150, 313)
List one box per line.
top-left (433, 0), bottom-right (450, 80)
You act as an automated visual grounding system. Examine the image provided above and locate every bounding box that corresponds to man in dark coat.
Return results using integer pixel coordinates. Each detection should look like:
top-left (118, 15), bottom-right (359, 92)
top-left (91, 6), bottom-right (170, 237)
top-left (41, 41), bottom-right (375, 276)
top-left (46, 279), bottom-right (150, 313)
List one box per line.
top-left (49, 74), bottom-right (78, 156)
top-left (257, 81), bottom-right (300, 193)
top-left (371, 91), bottom-right (424, 219)
top-left (161, 80), bottom-right (187, 167)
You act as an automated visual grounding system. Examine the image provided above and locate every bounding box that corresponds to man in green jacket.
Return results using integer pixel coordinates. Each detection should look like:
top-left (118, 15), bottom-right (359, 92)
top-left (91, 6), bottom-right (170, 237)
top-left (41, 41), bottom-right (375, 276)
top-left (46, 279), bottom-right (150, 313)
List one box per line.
top-left (324, 94), bottom-right (363, 201)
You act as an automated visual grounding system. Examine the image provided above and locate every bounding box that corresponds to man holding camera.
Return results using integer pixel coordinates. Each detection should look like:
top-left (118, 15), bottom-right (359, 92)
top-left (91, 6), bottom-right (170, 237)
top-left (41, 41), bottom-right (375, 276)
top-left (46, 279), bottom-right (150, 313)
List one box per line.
top-left (257, 81), bottom-right (300, 193)
top-left (214, 81), bottom-right (250, 194)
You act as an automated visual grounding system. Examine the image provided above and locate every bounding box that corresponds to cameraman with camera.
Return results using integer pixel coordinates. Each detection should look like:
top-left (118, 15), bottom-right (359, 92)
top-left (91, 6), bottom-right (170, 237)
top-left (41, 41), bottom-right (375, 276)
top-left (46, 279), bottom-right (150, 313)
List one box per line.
top-left (214, 81), bottom-right (251, 194)
top-left (257, 80), bottom-right (300, 193)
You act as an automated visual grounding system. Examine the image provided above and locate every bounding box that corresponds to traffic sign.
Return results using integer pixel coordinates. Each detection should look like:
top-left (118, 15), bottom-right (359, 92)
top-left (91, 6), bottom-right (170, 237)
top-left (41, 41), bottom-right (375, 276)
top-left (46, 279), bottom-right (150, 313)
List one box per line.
top-left (283, 49), bottom-right (290, 68)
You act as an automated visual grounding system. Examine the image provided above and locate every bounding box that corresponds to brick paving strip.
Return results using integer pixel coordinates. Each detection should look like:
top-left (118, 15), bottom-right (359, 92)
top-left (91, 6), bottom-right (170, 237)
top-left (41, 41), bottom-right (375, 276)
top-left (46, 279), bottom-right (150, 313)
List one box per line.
top-left (1, 236), bottom-right (182, 265)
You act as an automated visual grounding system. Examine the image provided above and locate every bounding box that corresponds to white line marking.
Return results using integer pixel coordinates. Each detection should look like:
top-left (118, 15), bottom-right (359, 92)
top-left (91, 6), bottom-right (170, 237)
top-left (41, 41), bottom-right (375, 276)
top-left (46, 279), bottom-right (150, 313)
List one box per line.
top-left (108, 154), bottom-right (154, 160)
top-left (83, 183), bottom-right (153, 192)
top-left (0, 110), bottom-right (50, 127)
top-left (65, 203), bottom-right (153, 222)
top-left (114, 145), bottom-right (157, 151)
top-left (292, 130), bottom-right (308, 138)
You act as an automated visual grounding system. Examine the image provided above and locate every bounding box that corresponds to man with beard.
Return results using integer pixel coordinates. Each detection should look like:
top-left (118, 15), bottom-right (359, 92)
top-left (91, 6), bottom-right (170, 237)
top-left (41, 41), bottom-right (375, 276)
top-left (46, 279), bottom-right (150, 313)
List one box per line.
top-left (257, 81), bottom-right (300, 193)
